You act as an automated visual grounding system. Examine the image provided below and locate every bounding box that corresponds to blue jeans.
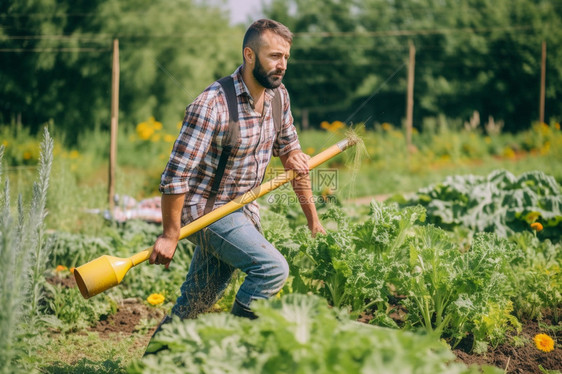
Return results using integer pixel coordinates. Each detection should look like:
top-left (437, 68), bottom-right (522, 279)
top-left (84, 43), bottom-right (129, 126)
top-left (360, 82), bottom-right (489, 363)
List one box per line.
top-left (170, 209), bottom-right (289, 319)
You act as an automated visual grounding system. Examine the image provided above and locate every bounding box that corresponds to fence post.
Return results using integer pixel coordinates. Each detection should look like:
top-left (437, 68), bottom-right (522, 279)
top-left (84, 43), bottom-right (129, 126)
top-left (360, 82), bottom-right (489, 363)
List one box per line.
top-left (539, 40), bottom-right (546, 124)
top-left (108, 39), bottom-right (119, 211)
top-left (406, 40), bottom-right (415, 151)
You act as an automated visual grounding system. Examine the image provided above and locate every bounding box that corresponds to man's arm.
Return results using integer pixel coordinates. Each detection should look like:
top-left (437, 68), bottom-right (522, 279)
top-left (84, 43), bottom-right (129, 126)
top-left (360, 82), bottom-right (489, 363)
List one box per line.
top-left (280, 149), bottom-right (326, 236)
top-left (149, 193), bottom-right (185, 268)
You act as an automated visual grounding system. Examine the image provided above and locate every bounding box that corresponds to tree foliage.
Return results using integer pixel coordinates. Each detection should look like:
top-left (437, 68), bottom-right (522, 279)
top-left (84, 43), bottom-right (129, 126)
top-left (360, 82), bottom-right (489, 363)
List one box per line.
top-left (266, 0), bottom-right (562, 131)
top-left (1, 0), bottom-right (561, 139)
top-left (0, 0), bottom-right (242, 141)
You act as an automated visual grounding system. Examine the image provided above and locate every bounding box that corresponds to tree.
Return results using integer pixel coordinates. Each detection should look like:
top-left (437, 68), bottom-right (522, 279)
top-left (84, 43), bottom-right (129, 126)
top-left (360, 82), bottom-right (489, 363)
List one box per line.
top-left (265, 0), bottom-right (374, 126)
top-left (0, 0), bottom-right (242, 141)
top-left (264, 0), bottom-right (562, 130)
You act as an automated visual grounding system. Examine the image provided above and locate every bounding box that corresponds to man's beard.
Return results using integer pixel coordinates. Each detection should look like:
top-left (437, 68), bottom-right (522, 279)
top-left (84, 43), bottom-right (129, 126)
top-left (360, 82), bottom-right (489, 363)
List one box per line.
top-left (253, 55), bottom-right (284, 89)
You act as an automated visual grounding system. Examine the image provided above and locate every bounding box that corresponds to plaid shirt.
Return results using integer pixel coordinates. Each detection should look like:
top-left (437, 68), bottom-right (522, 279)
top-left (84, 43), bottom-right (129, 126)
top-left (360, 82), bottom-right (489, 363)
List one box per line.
top-left (160, 66), bottom-right (301, 226)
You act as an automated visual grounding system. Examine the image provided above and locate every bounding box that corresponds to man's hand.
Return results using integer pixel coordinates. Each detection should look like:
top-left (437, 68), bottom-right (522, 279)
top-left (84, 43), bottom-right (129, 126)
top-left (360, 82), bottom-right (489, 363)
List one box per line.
top-left (282, 150), bottom-right (310, 178)
top-left (308, 220), bottom-right (326, 237)
top-left (149, 193), bottom-right (185, 269)
top-left (149, 235), bottom-right (178, 269)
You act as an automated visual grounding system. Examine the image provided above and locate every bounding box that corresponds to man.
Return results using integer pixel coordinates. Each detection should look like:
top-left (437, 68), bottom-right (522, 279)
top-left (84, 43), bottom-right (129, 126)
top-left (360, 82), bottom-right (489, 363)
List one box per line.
top-left (149, 19), bottom-right (325, 324)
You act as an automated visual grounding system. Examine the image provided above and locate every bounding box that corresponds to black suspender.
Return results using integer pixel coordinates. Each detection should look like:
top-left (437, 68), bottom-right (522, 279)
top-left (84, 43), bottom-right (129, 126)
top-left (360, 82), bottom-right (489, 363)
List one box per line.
top-left (271, 87), bottom-right (282, 133)
top-left (203, 76), bottom-right (283, 214)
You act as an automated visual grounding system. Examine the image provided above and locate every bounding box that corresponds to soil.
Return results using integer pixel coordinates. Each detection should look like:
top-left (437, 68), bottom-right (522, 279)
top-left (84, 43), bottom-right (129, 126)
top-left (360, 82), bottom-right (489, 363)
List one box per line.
top-left (48, 273), bottom-right (78, 288)
top-left (45, 274), bottom-right (165, 352)
top-left (453, 309), bottom-right (562, 374)
top-left (89, 298), bottom-right (165, 339)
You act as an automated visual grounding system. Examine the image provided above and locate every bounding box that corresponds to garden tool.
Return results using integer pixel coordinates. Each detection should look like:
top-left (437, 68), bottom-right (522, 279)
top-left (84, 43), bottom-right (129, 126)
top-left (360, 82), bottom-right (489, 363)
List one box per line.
top-left (74, 136), bottom-right (358, 299)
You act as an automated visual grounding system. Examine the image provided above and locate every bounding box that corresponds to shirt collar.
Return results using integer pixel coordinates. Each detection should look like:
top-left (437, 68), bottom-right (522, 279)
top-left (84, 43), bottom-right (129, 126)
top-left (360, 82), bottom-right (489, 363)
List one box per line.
top-left (233, 65), bottom-right (276, 102)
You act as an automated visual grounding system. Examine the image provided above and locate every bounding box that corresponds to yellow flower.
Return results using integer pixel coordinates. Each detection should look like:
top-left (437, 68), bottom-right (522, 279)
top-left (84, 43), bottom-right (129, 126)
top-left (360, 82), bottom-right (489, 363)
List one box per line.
top-left (153, 119), bottom-right (163, 131)
top-left (534, 333), bottom-right (554, 352)
top-left (136, 116), bottom-right (164, 141)
top-left (320, 121), bottom-right (331, 130)
top-left (55, 265), bottom-right (67, 272)
top-left (554, 122), bottom-right (560, 130)
top-left (320, 120), bottom-right (345, 133)
top-left (136, 122), bottom-right (154, 140)
top-left (502, 146), bottom-right (516, 159)
top-left (275, 289), bottom-right (284, 299)
top-left (147, 293), bottom-right (165, 306)
top-left (331, 120), bottom-right (345, 130)
top-left (69, 267), bottom-right (75, 274)
top-left (23, 151), bottom-right (32, 160)
top-left (530, 222), bottom-right (543, 232)
top-left (305, 147), bottom-right (316, 155)
top-left (381, 122), bottom-right (393, 131)
top-left (69, 150), bottom-right (80, 159)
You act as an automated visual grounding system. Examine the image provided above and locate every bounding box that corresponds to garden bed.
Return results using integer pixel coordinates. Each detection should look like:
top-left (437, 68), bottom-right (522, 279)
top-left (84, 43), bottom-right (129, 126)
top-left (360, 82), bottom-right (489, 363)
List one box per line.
top-left (73, 296), bottom-right (561, 374)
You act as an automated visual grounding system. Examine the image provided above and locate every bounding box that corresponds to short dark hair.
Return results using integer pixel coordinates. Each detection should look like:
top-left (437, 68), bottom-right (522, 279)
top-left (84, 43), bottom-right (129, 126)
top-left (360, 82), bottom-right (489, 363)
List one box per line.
top-left (242, 19), bottom-right (293, 57)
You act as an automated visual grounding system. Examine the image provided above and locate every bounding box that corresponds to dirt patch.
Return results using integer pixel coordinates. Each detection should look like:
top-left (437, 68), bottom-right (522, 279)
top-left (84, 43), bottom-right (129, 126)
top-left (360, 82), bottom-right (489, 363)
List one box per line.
top-left (89, 298), bottom-right (165, 339)
top-left (453, 311), bottom-right (562, 374)
top-left (87, 298), bottom-right (166, 358)
top-left (46, 274), bottom-right (77, 288)
top-left (46, 275), bottom-right (165, 339)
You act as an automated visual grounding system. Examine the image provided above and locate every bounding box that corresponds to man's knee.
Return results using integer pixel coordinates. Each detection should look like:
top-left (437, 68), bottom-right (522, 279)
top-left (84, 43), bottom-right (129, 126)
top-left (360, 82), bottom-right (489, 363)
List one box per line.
top-left (268, 254), bottom-right (289, 289)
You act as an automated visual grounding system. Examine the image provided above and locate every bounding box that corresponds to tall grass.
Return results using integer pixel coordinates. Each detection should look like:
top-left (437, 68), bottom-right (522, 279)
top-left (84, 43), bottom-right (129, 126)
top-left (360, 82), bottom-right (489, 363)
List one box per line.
top-left (0, 128), bottom-right (53, 373)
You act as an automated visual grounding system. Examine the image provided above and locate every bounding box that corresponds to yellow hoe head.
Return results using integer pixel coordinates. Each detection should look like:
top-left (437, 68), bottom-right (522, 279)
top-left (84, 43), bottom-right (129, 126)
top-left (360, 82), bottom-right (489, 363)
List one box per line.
top-left (74, 249), bottom-right (151, 299)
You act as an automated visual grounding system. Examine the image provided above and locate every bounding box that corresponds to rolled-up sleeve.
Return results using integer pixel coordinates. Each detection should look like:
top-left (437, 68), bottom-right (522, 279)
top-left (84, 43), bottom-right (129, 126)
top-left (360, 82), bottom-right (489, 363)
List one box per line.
top-left (159, 102), bottom-right (217, 194)
top-left (273, 88), bottom-right (301, 157)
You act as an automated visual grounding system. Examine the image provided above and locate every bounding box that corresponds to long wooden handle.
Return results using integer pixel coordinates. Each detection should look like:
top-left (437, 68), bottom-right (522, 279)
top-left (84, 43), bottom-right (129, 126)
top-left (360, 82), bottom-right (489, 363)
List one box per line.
top-left (132, 137), bottom-right (357, 265)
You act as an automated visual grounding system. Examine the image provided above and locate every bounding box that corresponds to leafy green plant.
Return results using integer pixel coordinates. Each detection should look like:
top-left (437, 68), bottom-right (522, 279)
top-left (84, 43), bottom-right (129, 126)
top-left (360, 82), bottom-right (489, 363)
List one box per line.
top-left (508, 231), bottom-right (562, 321)
top-left (471, 300), bottom-right (521, 353)
top-left (395, 170), bottom-right (562, 242)
top-left (270, 202), bottom-right (425, 315)
top-left (42, 283), bottom-right (117, 333)
top-left (345, 203), bottom-right (425, 315)
top-left (396, 227), bottom-right (519, 350)
top-left (130, 294), bottom-right (502, 374)
top-left (268, 191), bottom-right (557, 352)
top-left (48, 231), bottom-right (114, 270)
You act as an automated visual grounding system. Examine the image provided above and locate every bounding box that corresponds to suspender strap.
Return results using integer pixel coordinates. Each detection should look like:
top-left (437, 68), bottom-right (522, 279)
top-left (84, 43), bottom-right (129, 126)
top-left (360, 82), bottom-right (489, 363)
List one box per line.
top-left (204, 76), bottom-right (236, 214)
top-left (272, 89), bottom-right (283, 133)
top-left (218, 76), bottom-right (239, 124)
top-left (204, 75), bottom-right (283, 214)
